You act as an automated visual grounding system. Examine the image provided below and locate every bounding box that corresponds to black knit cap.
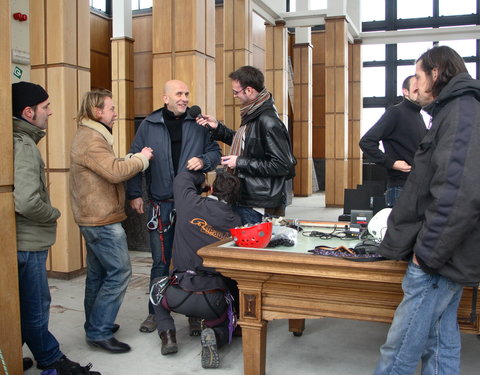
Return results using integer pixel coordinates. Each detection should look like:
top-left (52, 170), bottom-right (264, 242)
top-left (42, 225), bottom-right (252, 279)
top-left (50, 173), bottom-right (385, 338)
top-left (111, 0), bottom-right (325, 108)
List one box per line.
top-left (12, 81), bottom-right (49, 115)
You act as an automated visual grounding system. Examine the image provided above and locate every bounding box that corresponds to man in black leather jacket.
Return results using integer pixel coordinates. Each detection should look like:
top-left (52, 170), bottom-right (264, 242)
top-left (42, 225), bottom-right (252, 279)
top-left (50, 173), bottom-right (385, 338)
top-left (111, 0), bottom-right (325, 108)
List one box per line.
top-left (197, 66), bottom-right (295, 224)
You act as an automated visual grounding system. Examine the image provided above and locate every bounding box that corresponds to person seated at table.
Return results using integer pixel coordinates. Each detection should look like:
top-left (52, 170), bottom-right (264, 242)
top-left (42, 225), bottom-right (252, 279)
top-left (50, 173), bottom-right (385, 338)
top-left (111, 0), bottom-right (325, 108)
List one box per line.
top-left (151, 170), bottom-right (242, 369)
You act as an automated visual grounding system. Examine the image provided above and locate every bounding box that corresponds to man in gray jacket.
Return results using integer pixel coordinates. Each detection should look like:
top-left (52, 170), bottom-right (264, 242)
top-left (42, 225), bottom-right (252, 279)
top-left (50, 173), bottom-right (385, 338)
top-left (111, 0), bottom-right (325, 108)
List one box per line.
top-left (12, 81), bottom-right (101, 374)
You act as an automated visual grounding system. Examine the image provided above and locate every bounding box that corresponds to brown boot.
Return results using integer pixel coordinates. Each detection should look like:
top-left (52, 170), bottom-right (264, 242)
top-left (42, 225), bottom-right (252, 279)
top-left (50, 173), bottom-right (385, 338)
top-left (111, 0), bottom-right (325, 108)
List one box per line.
top-left (188, 316), bottom-right (202, 336)
top-left (159, 329), bottom-right (178, 355)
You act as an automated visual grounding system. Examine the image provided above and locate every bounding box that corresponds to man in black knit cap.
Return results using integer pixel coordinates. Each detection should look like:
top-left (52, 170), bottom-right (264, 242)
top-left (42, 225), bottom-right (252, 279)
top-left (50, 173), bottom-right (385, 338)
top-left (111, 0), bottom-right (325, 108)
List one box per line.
top-left (12, 81), bottom-right (101, 374)
top-left (360, 75), bottom-right (427, 207)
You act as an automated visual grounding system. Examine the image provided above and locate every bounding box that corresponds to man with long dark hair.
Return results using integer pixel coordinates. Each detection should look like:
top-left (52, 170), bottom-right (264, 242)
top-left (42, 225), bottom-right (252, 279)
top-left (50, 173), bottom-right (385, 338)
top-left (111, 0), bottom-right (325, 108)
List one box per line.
top-left (373, 46), bottom-right (480, 374)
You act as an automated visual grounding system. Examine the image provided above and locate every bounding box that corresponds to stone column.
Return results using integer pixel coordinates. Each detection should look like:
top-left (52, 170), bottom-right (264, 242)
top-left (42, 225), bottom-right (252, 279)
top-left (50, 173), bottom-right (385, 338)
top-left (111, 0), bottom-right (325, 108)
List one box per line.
top-left (1, 3), bottom-right (22, 373)
top-left (292, 41), bottom-right (313, 197)
top-left (152, 0), bottom-right (216, 113)
top-left (30, 0), bottom-right (91, 275)
top-left (324, 16), bottom-right (349, 207)
top-left (112, 0), bottom-right (134, 156)
top-left (265, 21), bottom-right (288, 125)
top-left (223, 0), bottom-right (252, 132)
top-left (348, 41), bottom-right (362, 188)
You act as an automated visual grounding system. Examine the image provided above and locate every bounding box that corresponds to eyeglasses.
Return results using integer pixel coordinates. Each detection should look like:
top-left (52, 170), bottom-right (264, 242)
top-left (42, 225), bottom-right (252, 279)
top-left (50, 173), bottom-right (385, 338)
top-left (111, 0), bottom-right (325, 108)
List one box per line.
top-left (232, 87), bottom-right (246, 95)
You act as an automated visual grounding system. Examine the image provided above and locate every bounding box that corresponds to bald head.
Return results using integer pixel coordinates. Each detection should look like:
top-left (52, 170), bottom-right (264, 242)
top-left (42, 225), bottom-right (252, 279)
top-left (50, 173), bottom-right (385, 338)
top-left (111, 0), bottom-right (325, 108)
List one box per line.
top-left (163, 80), bottom-right (189, 116)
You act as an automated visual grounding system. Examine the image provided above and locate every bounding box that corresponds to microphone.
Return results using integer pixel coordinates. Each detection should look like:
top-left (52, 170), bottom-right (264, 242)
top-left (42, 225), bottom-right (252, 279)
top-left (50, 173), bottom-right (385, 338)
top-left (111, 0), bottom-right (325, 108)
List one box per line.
top-left (188, 105), bottom-right (202, 119)
top-left (189, 105), bottom-right (212, 130)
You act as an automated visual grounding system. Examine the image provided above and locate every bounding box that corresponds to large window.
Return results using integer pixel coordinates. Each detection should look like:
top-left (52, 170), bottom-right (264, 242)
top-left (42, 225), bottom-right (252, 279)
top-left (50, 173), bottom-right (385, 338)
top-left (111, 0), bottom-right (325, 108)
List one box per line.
top-left (361, 0), bottom-right (480, 136)
top-left (288, 0), bottom-right (327, 12)
top-left (132, 0), bottom-right (153, 11)
top-left (90, 0), bottom-right (107, 13)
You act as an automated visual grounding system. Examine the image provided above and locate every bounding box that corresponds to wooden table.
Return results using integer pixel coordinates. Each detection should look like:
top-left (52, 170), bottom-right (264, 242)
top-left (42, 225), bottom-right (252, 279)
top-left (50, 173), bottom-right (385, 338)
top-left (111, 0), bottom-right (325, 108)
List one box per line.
top-left (198, 224), bottom-right (480, 375)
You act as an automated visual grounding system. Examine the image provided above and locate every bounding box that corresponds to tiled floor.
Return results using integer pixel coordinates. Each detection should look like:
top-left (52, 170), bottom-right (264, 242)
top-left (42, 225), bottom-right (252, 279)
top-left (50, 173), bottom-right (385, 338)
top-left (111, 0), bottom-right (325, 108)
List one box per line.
top-left (23, 193), bottom-right (480, 374)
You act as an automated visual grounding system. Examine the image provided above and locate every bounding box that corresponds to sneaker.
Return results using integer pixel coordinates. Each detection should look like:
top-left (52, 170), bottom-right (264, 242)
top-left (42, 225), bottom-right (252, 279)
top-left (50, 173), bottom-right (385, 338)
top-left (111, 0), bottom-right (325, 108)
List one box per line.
top-left (37, 355), bottom-right (101, 375)
top-left (139, 314), bottom-right (157, 333)
top-left (188, 316), bottom-right (202, 336)
top-left (201, 328), bottom-right (220, 369)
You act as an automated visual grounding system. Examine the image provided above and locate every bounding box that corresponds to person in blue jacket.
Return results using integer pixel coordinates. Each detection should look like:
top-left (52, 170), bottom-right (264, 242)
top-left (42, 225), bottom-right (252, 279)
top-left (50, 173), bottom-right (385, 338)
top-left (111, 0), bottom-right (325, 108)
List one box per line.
top-left (126, 80), bottom-right (221, 333)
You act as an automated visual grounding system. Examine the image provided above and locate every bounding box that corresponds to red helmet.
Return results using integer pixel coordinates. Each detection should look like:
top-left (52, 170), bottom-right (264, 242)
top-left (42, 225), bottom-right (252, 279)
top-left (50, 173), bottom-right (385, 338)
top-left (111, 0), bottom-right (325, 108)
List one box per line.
top-left (230, 222), bottom-right (272, 248)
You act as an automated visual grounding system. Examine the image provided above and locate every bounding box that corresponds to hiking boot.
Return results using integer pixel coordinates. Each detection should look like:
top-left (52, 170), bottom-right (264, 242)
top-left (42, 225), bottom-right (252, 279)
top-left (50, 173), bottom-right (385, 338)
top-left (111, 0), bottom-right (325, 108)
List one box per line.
top-left (201, 328), bottom-right (220, 369)
top-left (159, 329), bottom-right (178, 355)
top-left (188, 316), bottom-right (202, 336)
top-left (37, 355), bottom-right (101, 374)
top-left (139, 314), bottom-right (157, 333)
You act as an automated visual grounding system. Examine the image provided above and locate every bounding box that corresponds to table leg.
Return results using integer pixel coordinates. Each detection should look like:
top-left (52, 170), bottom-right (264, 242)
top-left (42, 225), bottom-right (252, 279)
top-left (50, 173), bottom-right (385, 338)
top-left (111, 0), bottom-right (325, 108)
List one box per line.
top-left (240, 320), bottom-right (267, 375)
top-left (288, 319), bottom-right (305, 337)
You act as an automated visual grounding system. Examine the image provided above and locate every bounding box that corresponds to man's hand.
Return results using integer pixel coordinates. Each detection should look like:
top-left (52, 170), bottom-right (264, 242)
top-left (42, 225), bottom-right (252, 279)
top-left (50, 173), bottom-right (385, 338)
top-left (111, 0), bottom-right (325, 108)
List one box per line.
top-left (196, 114), bottom-right (218, 130)
top-left (392, 160), bottom-right (412, 173)
top-left (129, 197), bottom-right (144, 214)
top-left (412, 254), bottom-right (419, 265)
top-left (140, 147), bottom-right (154, 160)
top-left (221, 155), bottom-right (238, 169)
top-left (186, 157), bottom-right (204, 171)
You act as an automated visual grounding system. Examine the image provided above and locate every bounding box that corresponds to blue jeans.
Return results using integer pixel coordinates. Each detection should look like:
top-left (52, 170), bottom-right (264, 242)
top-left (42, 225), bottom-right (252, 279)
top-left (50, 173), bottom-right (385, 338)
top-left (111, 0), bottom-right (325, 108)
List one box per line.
top-left (234, 205), bottom-right (264, 226)
top-left (80, 223), bottom-right (132, 341)
top-left (17, 251), bottom-right (63, 367)
top-left (148, 200), bottom-right (175, 314)
top-left (385, 186), bottom-right (403, 207)
top-left (373, 261), bottom-right (463, 375)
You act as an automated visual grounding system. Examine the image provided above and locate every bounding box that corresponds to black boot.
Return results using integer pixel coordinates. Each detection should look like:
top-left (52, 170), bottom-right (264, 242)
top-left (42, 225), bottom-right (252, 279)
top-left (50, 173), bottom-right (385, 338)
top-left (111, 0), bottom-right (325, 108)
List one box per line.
top-left (37, 355), bottom-right (101, 375)
top-left (23, 357), bottom-right (33, 371)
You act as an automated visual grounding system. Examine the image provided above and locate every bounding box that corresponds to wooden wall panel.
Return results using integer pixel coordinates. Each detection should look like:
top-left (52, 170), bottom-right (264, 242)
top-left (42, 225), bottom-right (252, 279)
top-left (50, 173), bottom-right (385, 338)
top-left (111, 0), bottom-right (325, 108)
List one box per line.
top-left (90, 12), bottom-right (111, 90)
top-left (46, 0), bottom-right (77, 65)
top-left (90, 13), bottom-right (111, 54)
top-left (324, 17), bottom-right (349, 206)
top-left (175, 0), bottom-right (207, 53)
top-left (292, 42), bottom-right (313, 196)
top-left (206, 0), bottom-right (216, 57)
top-left (91, 52), bottom-right (111, 90)
top-left (30, 0), bottom-right (46, 65)
top-left (46, 67), bottom-right (78, 169)
top-left (78, 0), bottom-right (90, 68)
top-left (348, 41), bottom-right (362, 188)
top-left (252, 10), bottom-right (266, 72)
top-left (49, 173), bottom-right (83, 272)
top-left (215, 5), bottom-right (224, 123)
top-left (0, 194), bottom-right (22, 374)
top-left (134, 53), bottom-right (153, 88)
top-left (153, 0), bottom-right (172, 53)
top-left (133, 14), bottom-right (153, 116)
top-left (135, 88), bottom-right (153, 117)
top-left (133, 15), bottom-right (152, 53)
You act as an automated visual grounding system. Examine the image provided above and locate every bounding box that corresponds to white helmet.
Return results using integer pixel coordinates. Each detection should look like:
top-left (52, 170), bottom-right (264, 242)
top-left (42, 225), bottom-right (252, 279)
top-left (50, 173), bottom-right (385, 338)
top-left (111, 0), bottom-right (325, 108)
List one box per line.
top-left (367, 208), bottom-right (392, 241)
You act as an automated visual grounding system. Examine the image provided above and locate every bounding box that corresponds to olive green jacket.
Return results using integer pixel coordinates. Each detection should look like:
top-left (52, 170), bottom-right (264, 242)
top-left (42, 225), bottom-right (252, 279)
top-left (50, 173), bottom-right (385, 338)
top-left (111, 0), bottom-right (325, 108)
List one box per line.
top-left (13, 117), bottom-right (60, 251)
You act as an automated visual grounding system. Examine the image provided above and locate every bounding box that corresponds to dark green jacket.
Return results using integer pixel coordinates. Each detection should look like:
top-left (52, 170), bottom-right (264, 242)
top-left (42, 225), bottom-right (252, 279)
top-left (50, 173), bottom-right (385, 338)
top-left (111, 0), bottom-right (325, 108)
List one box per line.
top-left (13, 117), bottom-right (60, 251)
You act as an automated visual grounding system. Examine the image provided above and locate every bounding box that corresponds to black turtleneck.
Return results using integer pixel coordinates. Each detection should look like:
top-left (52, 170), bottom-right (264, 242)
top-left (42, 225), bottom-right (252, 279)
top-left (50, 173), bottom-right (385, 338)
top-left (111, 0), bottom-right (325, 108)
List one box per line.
top-left (99, 121), bottom-right (113, 134)
top-left (163, 107), bottom-right (186, 174)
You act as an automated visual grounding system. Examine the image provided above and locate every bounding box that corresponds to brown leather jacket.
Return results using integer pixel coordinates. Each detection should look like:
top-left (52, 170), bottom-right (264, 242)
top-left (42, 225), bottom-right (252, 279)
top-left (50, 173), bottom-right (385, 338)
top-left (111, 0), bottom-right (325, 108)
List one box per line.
top-left (70, 118), bottom-right (149, 226)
